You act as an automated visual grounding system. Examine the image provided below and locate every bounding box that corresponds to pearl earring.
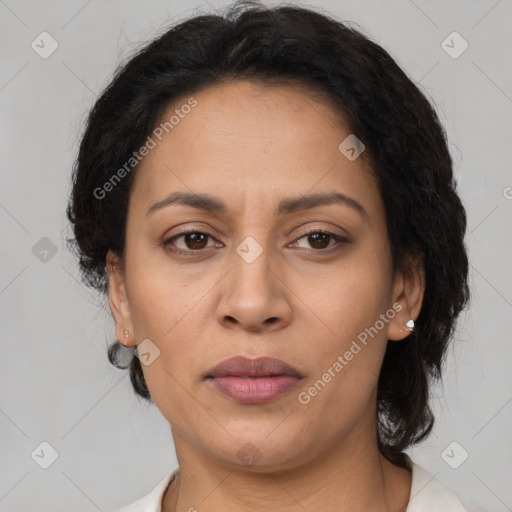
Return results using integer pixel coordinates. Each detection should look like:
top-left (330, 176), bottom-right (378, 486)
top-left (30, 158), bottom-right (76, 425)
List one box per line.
top-left (400, 319), bottom-right (415, 333)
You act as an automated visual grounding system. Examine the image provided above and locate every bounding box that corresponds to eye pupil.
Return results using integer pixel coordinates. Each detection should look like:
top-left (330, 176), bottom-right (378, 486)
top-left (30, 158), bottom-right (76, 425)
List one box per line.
top-left (186, 232), bottom-right (207, 249)
top-left (309, 232), bottom-right (330, 249)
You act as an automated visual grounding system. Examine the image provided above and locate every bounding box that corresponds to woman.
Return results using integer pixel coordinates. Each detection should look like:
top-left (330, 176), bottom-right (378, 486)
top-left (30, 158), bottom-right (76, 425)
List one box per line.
top-left (66, 1), bottom-right (470, 510)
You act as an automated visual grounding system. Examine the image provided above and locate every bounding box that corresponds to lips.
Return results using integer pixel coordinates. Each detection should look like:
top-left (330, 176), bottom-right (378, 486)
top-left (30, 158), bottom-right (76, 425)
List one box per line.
top-left (205, 356), bottom-right (303, 379)
top-left (204, 356), bottom-right (303, 404)
top-left (210, 375), bottom-right (301, 404)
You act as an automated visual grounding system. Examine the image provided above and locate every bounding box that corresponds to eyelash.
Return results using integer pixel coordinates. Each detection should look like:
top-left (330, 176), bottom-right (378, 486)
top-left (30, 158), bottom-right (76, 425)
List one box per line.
top-left (163, 228), bottom-right (349, 257)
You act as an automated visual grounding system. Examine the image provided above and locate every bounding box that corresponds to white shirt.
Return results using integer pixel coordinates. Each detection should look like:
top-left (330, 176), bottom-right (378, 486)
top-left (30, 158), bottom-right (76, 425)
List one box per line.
top-left (115, 454), bottom-right (466, 511)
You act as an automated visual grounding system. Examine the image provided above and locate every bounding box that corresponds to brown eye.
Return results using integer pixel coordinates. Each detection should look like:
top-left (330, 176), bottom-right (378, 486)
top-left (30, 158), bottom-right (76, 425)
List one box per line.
top-left (163, 230), bottom-right (220, 255)
top-left (293, 230), bottom-right (349, 251)
top-left (306, 232), bottom-right (331, 249)
top-left (181, 232), bottom-right (209, 250)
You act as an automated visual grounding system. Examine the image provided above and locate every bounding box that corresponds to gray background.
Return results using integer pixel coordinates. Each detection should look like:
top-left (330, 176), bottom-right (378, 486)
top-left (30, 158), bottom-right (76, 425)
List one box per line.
top-left (0, 0), bottom-right (511, 511)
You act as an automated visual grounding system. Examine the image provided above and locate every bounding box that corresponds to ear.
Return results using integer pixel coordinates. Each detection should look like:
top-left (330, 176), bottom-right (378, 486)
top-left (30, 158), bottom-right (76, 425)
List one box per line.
top-left (105, 249), bottom-right (136, 347)
top-left (387, 253), bottom-right (425, 341)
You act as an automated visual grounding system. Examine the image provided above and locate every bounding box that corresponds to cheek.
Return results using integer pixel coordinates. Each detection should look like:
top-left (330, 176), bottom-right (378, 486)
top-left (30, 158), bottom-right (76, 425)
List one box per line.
top-left (296, 252), bottom-right (392, 411)
top-left (125, 242), bottom-right (204, 336)
top-left (126, 265), bottom-right (206, 413)
top-left (308, 254), bottom-right (391, 344)
top-left (125, 250), bottom-right (214, 388)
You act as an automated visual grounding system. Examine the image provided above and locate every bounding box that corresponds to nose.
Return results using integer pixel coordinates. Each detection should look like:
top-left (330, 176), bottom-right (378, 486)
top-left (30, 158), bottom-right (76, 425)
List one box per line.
top-left (216, 244), bottom-right (292, 333)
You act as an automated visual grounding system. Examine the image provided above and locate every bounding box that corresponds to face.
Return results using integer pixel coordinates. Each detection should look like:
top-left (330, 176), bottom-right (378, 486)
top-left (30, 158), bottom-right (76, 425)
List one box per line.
top-left (107, 79), bottom-right (423, 472)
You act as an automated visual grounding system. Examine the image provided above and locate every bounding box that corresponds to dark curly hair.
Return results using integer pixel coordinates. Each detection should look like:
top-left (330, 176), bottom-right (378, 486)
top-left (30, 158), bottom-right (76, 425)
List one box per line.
top-left (66, 0), bottom-right (470, 468)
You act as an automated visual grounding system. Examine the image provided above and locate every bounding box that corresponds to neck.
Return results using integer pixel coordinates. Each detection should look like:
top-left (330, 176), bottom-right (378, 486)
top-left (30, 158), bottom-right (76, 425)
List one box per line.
top-left (162, 429), bottom-right (412, 512)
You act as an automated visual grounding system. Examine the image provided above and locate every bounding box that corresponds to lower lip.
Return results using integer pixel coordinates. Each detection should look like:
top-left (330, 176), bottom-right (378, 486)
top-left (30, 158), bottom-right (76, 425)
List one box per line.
top-left (208, 375), bottom-right (302, 404)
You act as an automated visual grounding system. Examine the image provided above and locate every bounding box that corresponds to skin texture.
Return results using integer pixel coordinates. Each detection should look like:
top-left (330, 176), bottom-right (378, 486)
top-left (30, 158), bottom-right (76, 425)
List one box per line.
top-left (106, 80), bottom-right (425, 511)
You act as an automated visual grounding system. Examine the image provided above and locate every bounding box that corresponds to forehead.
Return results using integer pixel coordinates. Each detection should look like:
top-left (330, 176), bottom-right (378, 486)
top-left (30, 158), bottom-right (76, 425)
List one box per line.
top-left (129, 79), bottom-right (381, 221)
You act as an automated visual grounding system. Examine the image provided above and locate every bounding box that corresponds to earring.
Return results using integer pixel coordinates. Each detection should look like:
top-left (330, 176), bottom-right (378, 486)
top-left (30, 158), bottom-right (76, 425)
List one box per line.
top-left (120, 329), bottom-right (129, 345)
top-left (400, 319), bottom-right (415, 333)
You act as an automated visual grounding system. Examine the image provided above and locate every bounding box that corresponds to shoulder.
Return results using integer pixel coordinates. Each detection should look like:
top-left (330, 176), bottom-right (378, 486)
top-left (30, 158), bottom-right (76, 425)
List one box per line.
top-left (113, 468), bottom-right (179, 512)
top-left (405, 454), bottom-right (467, 511)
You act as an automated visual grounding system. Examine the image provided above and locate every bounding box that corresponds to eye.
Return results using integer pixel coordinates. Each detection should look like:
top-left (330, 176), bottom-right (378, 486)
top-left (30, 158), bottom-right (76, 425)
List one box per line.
top-left (291, 230), bottom-right (349, 251)
top-left (163, 229), bottom-right (222, 256)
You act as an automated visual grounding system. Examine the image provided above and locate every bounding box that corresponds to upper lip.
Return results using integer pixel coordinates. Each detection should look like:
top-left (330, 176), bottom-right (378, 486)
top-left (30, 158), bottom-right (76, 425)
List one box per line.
top-left (205, 356), bottom-right (303, 378)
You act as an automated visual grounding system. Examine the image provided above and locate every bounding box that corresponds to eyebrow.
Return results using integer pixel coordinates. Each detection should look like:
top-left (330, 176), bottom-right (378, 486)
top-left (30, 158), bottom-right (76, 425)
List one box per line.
top-left (146, 191), bottom-right (368, 221)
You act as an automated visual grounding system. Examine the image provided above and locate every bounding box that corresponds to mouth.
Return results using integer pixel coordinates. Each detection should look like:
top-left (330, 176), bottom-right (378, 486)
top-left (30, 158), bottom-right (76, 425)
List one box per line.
top-left (204, 356), bottom-right (303, 404)
top-left (205, 355), bottom-right (303, 379)
top-left (206, 375), bottom-right (303, 404)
